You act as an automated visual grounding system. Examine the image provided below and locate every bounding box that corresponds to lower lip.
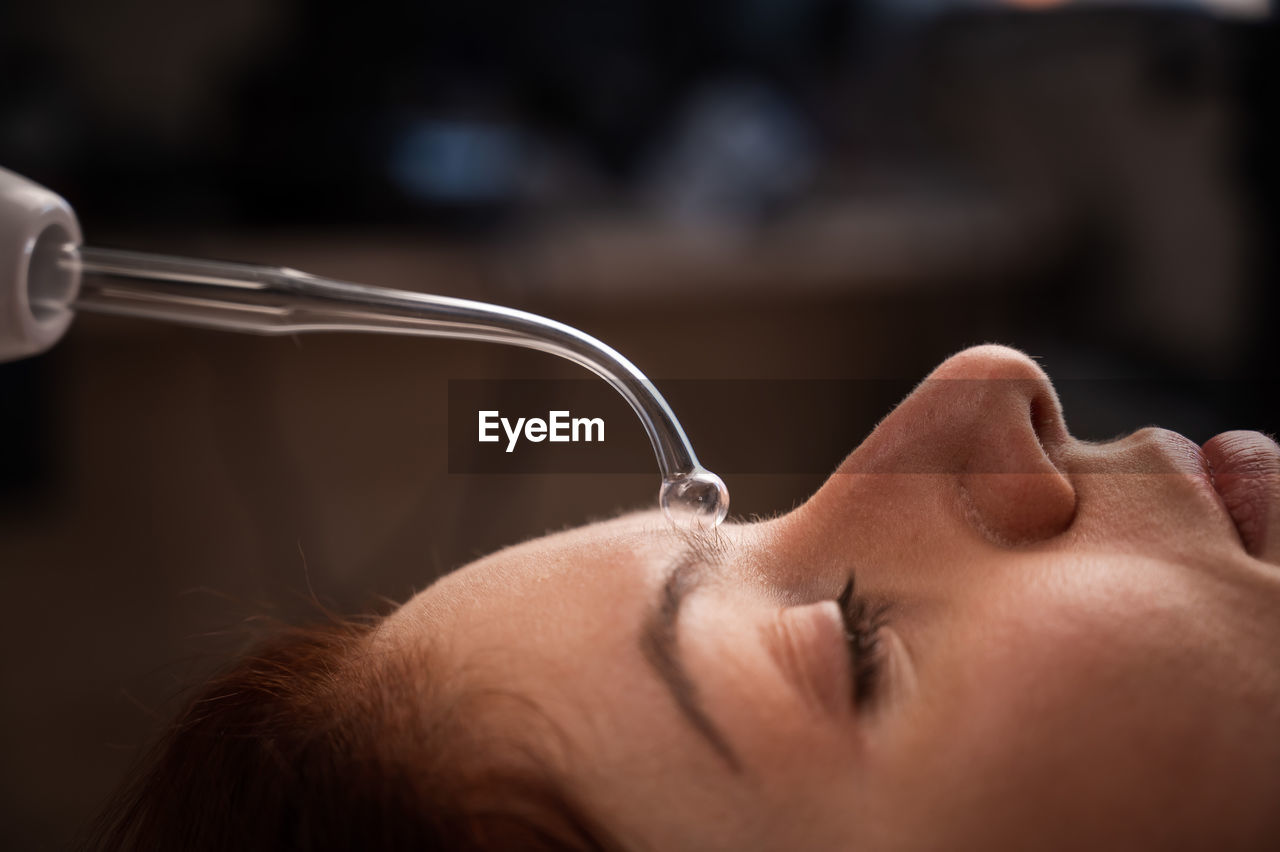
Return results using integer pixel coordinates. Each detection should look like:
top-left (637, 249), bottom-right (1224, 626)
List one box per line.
top-left (1202, 431), bottom-right (1280, 557)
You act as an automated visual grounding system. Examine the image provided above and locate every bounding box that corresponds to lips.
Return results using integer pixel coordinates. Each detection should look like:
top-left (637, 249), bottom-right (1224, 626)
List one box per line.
top-left (1202, 431), bottom-right (1280, 558)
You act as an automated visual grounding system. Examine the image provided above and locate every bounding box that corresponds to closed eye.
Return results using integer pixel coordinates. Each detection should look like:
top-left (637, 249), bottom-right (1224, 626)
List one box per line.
top-left (836, 577), bottom-right (891, 708)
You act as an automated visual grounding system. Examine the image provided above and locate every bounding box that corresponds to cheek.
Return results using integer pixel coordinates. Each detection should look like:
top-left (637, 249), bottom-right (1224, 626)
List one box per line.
top-left (863, 558), bottom-right (1274, 848)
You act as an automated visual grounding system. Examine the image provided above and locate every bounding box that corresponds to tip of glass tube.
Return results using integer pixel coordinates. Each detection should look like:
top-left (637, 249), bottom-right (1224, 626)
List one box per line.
top-left (660, 470), bottom-right (729, 530)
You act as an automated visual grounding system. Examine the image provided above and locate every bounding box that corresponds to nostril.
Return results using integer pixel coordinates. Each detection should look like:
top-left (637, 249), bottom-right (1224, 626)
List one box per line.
top-left (960, 387), bottom-right (1077, 545)
top-left (1028, 396), bottom-right (1047, 445)
top-left (1028, 395), bottom-right (1057, 455)
top-left (1027, 389), bottom-right (1069, 454)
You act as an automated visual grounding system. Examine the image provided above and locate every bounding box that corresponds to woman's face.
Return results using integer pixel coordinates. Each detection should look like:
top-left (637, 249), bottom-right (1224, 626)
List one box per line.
top-left (381, 346), bottom-right (1280, 851)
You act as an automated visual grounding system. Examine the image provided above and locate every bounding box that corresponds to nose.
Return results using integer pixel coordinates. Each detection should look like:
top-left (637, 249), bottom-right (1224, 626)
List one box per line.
top-left (852, 345), bottom-right (1077, 544)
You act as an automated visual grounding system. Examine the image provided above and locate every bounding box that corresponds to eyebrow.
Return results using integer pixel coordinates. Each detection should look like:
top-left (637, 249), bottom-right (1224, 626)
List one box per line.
top-left (638, 542), bottom-right (744, 773)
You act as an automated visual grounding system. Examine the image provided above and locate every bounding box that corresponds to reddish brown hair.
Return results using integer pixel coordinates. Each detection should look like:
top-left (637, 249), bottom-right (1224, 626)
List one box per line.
top-left (86, 618), bottom-right (620, 851)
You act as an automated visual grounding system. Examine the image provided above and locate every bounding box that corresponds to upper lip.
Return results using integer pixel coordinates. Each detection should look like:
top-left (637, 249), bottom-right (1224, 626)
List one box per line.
top-left (1119, 427), bottom-right (1243, 547)
top-left (1201, 431), bottom-right (1280, 558)
top-left (1201, 449), bottom-right (1240, 540)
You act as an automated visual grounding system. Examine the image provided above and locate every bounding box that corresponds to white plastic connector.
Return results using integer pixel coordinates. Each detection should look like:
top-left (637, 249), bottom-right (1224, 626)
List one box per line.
top-left (0, 166), bottom-right (82, 362)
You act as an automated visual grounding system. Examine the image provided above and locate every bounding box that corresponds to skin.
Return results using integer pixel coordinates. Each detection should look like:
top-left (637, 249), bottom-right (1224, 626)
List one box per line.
top-left (379, 346), bottom-right (1280, 851)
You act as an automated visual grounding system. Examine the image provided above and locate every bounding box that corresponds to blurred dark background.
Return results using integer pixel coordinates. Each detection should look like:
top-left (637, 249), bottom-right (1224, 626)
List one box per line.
top-left (0, 0), bottom-right (1276, 847)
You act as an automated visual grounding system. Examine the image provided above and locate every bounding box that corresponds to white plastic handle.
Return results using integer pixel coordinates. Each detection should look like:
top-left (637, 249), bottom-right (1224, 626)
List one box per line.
top-left (0, 166), bottom-right (82, 362)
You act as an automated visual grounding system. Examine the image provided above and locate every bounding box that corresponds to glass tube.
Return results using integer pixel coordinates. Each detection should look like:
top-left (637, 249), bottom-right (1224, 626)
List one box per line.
top-left (53, 243), bottom-right (729, 527)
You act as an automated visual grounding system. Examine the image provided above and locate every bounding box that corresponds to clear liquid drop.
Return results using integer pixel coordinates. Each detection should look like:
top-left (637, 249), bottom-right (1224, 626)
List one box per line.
top-left (660, 470), bottom-right (729, 529)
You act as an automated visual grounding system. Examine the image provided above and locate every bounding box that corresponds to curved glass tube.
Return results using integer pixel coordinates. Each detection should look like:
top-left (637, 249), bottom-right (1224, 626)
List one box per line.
top-left (54, 244), bottom-right (729, 527)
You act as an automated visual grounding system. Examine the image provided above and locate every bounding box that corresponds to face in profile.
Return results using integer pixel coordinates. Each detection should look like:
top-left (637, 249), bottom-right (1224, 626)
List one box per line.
top-left (380, 345), bottom-right (1280, 851)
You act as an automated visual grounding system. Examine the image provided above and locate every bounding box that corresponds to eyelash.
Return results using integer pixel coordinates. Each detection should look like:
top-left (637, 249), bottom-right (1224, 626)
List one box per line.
top-left (836, 578), bottom-right (890, 708)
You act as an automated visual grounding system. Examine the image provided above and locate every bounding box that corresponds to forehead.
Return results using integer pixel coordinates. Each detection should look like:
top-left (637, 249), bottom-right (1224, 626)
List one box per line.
top-left (377, 511), bottom-right (681, 662)
top-left (377, 512), bottom-right (745, 815)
